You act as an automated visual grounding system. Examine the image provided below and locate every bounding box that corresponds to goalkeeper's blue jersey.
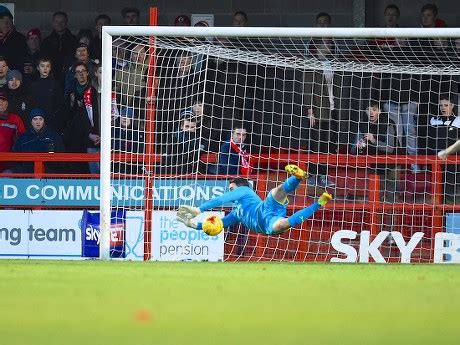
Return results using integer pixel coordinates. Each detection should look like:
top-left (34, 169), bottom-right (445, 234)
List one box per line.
top-left (198, 186), bottom-right (286, 234)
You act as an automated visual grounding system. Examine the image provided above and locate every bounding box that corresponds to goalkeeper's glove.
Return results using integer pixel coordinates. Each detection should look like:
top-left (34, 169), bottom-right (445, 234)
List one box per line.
top-left (178, 205), bottom-right (201, 219)
top-left (177, 213), bottom-right (198, 229)
top-left (318, 192), bottom-right (333, 206)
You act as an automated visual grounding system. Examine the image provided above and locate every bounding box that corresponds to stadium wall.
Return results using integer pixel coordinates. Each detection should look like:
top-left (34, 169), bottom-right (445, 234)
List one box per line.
top-left (12, 0), bottom-right (460, 39)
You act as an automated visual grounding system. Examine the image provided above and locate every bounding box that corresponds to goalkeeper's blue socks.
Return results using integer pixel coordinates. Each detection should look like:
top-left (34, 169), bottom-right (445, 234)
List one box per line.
top-left (288, 202), bottom-right (320, 227)
top-left (282, 176), bottom-right (301, 193)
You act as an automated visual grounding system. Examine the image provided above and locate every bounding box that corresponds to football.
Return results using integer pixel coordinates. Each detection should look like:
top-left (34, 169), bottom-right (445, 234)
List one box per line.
top-left (202, 215), bottom-right (224, 236)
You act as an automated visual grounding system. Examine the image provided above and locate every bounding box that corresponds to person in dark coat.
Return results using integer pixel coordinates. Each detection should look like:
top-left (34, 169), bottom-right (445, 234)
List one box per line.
top-left (0, 11), bottom-right (27, 70)
top-left (5, 69), bottom-right (36, 126)
top-left (41, 11), bottom-right (77, 81)
top-left (29, 57), bottom-right (64, 132)
top-left (12, 107), bottom-right (65, 173)
top-left (22, 28), bottom-right (42, 85)
top-left (63, 62), bottom-right (100, 173)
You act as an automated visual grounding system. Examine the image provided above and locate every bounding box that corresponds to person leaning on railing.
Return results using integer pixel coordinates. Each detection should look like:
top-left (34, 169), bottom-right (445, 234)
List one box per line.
top-left (10, 107), bottom-right (64, 173)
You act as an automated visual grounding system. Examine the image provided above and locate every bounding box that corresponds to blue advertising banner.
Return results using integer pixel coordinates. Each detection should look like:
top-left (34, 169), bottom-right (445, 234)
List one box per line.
top-left (0, 178), bottom-right (229, 207)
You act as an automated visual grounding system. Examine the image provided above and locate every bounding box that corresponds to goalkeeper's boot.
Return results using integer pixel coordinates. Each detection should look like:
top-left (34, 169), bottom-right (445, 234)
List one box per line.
top-left (178, 205), bottom-right (201, 219)
top-left (285, 164), bottom-right (307, 180)
top-left (318, 192), bottom-right (333, 206)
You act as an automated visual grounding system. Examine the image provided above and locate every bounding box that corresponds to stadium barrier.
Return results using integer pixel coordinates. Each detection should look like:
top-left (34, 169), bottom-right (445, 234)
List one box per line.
top-left (0, 152), bottom-right (459, 263)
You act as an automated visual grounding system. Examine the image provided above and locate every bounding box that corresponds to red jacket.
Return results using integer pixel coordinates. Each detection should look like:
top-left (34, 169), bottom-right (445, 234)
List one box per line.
top-left (0, 112), bottom-right (25, 152)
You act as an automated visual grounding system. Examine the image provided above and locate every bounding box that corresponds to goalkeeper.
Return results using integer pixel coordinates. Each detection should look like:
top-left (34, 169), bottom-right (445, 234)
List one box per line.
top-left (177, 165), bottom-right (332, 235)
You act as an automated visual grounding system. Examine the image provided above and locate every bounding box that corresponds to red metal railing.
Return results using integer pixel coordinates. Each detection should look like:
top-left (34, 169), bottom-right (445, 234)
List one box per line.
top-left (1, 152), bottom-right (458, 262)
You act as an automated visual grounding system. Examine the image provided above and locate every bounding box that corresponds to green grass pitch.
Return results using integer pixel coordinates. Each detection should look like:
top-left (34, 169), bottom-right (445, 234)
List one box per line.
top-left (1, 260), bottom-right (459, 345)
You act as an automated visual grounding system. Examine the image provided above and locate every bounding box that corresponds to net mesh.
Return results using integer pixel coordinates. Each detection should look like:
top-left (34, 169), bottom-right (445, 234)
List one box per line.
top-left (108, 33), bottom-right (460, 263)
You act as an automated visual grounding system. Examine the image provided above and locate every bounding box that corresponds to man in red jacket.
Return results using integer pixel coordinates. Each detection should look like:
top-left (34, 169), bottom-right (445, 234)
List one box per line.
top-left (0, 91), bottom-right (25, 171)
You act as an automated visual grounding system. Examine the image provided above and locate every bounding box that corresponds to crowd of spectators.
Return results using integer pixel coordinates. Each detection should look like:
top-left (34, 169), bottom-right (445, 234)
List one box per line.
top-left (0, 4), bottom-right (459, 203)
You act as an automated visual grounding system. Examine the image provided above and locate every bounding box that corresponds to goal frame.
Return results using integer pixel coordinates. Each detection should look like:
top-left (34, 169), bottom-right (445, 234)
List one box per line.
top-left (100, 26), bottom-right (460, 260)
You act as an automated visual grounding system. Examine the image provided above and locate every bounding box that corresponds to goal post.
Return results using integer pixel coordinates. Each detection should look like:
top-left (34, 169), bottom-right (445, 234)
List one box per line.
top-left (100, 26), bottom-right (460, 262)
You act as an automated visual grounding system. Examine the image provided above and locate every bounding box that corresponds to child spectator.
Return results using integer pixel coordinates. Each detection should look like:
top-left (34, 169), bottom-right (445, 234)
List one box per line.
top-left (419, 4), bottom-right (448, 50)
top-left (232, 11), bottom-right (248, 27)
top-left (12, 108), bottom-right (65, 173)
top-left (0, 92), bottom-right (25, 171)
top-left (351, 101), bottom-right (397, 202)
top-left (315, 12), bottom-right (331, 27)
top-left (5, 69), bottom-right (35, 126)
top-left (29, 57), bottom-right (64, 133)
top-left (426, 94), bottom-right (459, 203)
top-left (426, 94), bottom-right (459, 155)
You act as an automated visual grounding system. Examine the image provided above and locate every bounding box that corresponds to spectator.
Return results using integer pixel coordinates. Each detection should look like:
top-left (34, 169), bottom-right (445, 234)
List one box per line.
top-left (93, 14), bottom-right (111, 60)
top-left (121, 7), bottom-right (140, 25)
top-left (41, 11), bottom-right (77, 81)
top-left (29, 57), bottom-right (64, 133)
top-left (5, 70), bottom-right (35, 126)
top-left (377, 76), bottom-right (420, 171)
top-left (11, 108), bottom-right (65, 173)
top-left (0, 92), bottom-right (25, 171)
top-left (174, 15), bottom-right (191, 26)
top-left (315, 12), bottom-right (331, 27)
top-left (421, 3), bottom-right (439, 28)
top-left (0, 55), bottom-right (9, 90)
top-left (303, 38), bottom-right (342, 188)
top-left (218, 124), bottom-right (250, 175)
top-left (372, 5), bottom-right (407, 48)
top-left (426, 94), bottom-right (460, 155)
top-left (91, 61), bottom-right (102, 98)
top-left (161, 108), bottom-right (206, 175)
top-left (23, 28), bottom-right (42, 85)
top-left (420, 4), bottom-right (448, 50)
top-left (112, 106), bottom-right (144, 174)
top-left (383, 4), bottom-right (399, 27)
top-left (426, 94), bottom-right (459, 202)
top-left (232, 11), bottom-right (248, 27)
top-left (112, 40), bottom-right (129, 72)
top-left (112, 106), bottom-right (144, 152)
top-left (370, 10), bottom-right (421, 172)
top-left (350, 101), bottom-right (397, 202)
top-left (0, 11), bottom-right (27, 71)
top-left (64, 61), bottom-right (100, 173)
top-left (76, 29), bottom-right (96, 60)
top-left (63, 43), bottom-right (98, 98)
top-left (114, 43), bottom-right (147, 106)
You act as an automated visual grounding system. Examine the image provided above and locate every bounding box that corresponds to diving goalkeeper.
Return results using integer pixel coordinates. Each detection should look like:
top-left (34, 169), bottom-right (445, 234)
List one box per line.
top-left (177, 165), bottom-right (332, 235)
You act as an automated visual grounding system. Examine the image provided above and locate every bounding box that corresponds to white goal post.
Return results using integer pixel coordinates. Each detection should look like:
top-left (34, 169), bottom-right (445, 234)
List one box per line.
top-left (100, 26), bottom-right (460, 261)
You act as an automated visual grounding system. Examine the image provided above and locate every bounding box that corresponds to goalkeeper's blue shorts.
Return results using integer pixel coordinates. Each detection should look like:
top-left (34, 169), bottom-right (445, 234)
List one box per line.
top-left (258, 191), bottom-right (287, 234)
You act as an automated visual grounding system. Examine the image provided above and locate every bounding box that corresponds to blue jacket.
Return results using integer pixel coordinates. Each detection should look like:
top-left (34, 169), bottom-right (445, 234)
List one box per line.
top-left (13, 126), bottom-right (64, 153)
top-left (218, 140), bottom-right (246, 175)
top-left (12, 126), bottom-right (65, 173)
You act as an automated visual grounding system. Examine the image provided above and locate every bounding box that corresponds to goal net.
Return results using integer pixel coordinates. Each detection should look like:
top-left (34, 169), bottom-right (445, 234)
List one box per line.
top-left (101, 26), bottom-right (460, 263)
